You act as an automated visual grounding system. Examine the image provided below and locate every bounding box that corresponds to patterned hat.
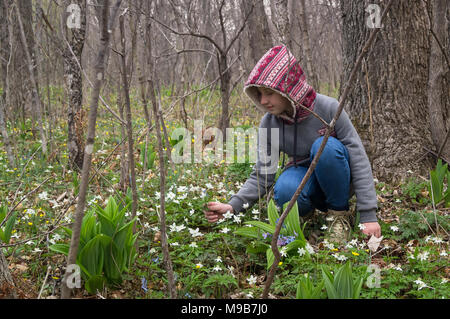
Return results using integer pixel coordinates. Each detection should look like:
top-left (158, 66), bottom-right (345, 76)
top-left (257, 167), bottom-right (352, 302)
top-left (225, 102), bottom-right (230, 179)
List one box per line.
top-left (244, 46), bottom-right (316, 124)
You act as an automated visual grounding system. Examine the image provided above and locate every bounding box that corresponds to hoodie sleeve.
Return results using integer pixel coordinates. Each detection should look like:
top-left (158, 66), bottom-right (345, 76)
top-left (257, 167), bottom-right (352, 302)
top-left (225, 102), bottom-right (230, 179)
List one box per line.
top-left (332, 104), bottom-right (378, 223)
top-left (227, 115), bottom-right (278, 213)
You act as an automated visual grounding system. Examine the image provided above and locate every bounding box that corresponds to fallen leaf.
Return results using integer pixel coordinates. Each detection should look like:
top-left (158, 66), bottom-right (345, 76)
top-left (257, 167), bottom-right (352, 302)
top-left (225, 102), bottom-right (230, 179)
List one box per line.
top-left (368, 235), bottom-right (383, 252)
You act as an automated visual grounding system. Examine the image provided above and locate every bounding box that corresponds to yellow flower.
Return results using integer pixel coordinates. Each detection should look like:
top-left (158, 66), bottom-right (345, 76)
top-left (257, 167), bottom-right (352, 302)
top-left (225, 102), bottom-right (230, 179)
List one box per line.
top-left (331, 248), bottom-right (339, 252)
top-left (352, 251), bottom-right (360, 256)
top-left (278, 261), bottom-right (283, 266)
top-left (28, 222), bottom-right (33, 226)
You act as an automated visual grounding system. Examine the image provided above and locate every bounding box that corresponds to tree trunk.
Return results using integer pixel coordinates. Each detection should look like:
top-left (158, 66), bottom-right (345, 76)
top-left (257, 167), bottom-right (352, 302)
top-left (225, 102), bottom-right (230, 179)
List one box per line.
top-left (218, 53), bottom-right (231, 142)
top-left (426, 0), bottom-right (450, 161)
top-left (340, 0), bottom-right (433, 182)
top-left (0, 96), bottom-right (15, 167)
top-left (61, 0), bottom-right (121, 299)
top-left (63, 0), bottom-right (87, 171)
top-left (297, 0), bottom-right (319, 90)
top-left (272, 0), bottom-right (292, 48)
top-left (15, 0), bottom-right (48, 155)
top-left (119, 12), bottom-right (138, 235)
top-left (0, 249), bottom-right (16, 298)
top-left (242, 0), bottom-right (273, 70)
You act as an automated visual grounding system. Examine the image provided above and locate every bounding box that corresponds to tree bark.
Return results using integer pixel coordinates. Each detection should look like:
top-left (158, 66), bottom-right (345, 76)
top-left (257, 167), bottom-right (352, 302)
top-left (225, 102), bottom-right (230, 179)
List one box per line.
top-left (15, 0), bottom-right (48, 155)
top-left (119, 11), bottom-right (138, 235)
top-left (297, 0), bottom-right (319, 90)
top-left (242, 0), bottom-right (273, 71)
top-left (0, 96), bottom-right (15, 167)
top-left (61, 0), bottom-right (122, 299)
top-left (426, 0), bottom-right (450, 161)
top-left (63, 0), bottom-right (87, 171)
top-left (0, 249), bottom-right (16, 299)
top-left (340, 0), bottom-right (434, 181)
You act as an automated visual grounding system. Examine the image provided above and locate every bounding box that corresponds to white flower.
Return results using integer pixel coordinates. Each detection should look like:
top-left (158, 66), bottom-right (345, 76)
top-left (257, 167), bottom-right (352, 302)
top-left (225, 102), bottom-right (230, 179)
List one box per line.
top-left (170, 223), bottom-right (186, 233)
top-left (297, 247), bottom-right (306, 256)
top-left (417, 251), bottom-right (430, 261)
top-left (432, 237), bottom-right (444, 244)
top-left (155, 192), bottom-right (160, 199)
top-left (305, 243), bottom-right (315, 254)
top-left (390, 225), bottom-right (399, 232)
top-left (189, 242), bottom-right (198, 248)
top-left (280, 247), bottom-right (287, 257)
top-left (166, 191), bottom-right (176, 201)
top-left (215, 256), bottom-right (222, 263)
top-left (233, 215), bottom-right (242, 224)
top-left (320, 224), bottom-right (328, 230)
top-left (246, 292), bottom-right (254, 298)
top-left (393, 265), bottom-right (403, 271)
top-left (38, 191), bottom-right (49, 200)
top-left (323, 239), bottom-right (334, 250)
top-left (223, 210), bottom-right (234, 219)
top-left (212, 265), bottom-right (222, 272)
top-left (220, 227), bottom-right (231, 234)
top-left (358, 223), bottom-right (366, 230)
top-left (414, 279), bottom-right (432, 290)
top-left (189, 227), bottom-right (202, 238)
top-left (439, 251), bottom-right (448, 257)
top-left (170, 242), bottom-right (179, 246)
top-left (332, 253), bottom-right (348, 261)
top-left (205, 183), bottom-right (214, 189)
top-left (195, 263), bottom-right (203, 269)
top-left (251, 209), bottom-right (259, 215)
top-left (247, 275), bottom-right (257, 285)
top-left (242, 203), bottom-right (249, 209)
top-left (189, 209), bottom-right (195, 216)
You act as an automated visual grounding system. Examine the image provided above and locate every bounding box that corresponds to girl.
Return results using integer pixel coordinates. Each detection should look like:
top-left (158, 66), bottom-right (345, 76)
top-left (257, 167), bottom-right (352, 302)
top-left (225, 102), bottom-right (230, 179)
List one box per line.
top-left (204, 46), bottom-right (381, 242)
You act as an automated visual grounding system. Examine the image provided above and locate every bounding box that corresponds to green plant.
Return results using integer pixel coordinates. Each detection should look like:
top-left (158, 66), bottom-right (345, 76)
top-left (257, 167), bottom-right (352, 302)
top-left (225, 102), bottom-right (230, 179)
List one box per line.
top-left (234, 199), bottom-right (308, 269)
top-left (0, 205), bottom-right (17, 244)
top-left (321, 262), bottom-right (364, 299)
top-left (202, 274), bottom-right (238, 298)
top-left (398, 210), bottom-right (449, 240)
top-left (429, 159), bottom-right (450, 207)
top-left (49, 196), bottom-right (138, 294)
top-left (296, 274), bottom-right (325, 299)
top-left (140, 142), bottom-right (156, 170)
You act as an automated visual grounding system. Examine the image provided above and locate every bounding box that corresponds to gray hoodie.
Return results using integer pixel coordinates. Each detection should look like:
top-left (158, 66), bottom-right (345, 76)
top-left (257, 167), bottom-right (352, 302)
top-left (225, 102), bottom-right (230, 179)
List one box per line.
top-left (227, 93), bottom-right (378, 224)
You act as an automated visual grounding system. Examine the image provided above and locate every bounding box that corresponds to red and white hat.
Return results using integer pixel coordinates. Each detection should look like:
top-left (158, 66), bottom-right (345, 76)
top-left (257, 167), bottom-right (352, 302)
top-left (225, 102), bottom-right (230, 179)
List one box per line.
top-left (244, 45), bottom-right (316, 124)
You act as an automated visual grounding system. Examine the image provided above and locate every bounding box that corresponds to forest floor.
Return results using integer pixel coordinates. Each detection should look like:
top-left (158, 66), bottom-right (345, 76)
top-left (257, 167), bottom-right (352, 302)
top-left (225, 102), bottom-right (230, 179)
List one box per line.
top-left (0, 91), bottom-right (449, 299)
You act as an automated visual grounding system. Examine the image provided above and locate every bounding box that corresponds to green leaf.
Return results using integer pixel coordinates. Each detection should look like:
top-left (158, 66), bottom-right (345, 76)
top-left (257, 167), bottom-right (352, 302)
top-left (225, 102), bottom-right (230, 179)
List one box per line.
top-left (85, 275), bottom-right (106, 294)
top-left (322, 267), bottom-right (338, 299)
top-left (96, 209), bottom-right (117, 237)
top-left (234, 226), bottom-right (260, 239)
top-left (49, 243), bottom-right (70, 256)
top-left (266, 247), bottom-right (275, 270)
top-left (333, 262), bottom-right (354, 299)
top-left (78, 234), bottom-right (110, 278)
top-left (267, 199), bottom-right (279, 227)
top-left (2, 212), bottom-right (17, 244)
top-left (245, 221), bottom-right (275, 234)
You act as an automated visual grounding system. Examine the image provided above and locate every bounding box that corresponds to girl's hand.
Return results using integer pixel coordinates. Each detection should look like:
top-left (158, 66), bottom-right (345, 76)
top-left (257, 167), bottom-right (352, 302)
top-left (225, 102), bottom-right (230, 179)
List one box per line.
top-left (361, 222), bottom-right (382, 238)
top-left (204, 202), bottom-right (233, 223)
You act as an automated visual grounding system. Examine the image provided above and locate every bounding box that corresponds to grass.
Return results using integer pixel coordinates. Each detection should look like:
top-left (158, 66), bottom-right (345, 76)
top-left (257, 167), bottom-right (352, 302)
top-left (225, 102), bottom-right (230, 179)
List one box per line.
top-left (0, 85), bottom-right (448, 299)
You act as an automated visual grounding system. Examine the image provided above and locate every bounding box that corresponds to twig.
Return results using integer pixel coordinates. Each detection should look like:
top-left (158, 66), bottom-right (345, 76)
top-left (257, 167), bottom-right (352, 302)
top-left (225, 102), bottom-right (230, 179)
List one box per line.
top-left (38, 265), bottom-right (52, 299)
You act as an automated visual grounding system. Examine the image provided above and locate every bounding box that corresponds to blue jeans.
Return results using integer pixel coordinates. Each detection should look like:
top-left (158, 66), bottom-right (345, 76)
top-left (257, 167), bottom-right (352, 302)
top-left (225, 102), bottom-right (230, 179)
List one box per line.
top-left (273, 136), bottom-right (350, 217)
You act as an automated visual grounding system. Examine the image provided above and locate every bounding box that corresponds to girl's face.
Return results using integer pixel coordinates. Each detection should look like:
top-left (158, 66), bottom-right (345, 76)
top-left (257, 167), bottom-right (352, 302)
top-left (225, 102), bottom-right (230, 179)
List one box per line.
top-left (257, 87), bottom-right (293, 117)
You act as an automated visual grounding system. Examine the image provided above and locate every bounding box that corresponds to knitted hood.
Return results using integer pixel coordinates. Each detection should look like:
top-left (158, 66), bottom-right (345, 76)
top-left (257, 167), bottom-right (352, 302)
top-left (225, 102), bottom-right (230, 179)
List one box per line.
top-left (244, 45), bottom-right (316, 125)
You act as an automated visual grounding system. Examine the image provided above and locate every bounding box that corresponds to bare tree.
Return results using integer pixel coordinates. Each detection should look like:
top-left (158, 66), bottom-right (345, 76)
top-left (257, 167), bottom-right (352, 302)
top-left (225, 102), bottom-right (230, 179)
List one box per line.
top-left (118, 9), bottom-right (138, 234)
top-left (61, 0), bottom-right (122, 299)
top-left (15, 0), bottom-right (48, 155)
top-left (63, 0), bottom-right (87, 171)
